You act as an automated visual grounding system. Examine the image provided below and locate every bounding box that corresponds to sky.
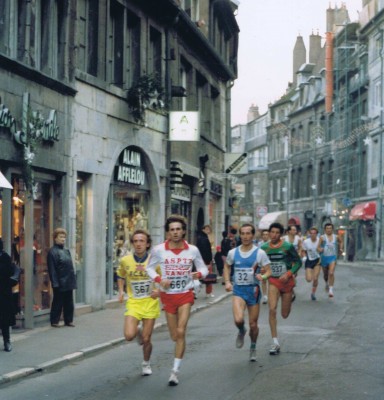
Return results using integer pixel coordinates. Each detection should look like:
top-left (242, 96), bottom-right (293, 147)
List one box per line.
top-left (231, 0), bottom-right (363, 125)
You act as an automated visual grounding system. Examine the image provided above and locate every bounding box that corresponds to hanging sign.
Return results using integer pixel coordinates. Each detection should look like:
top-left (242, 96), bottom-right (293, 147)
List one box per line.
top-left (169, 112), bottom-right (199, 141)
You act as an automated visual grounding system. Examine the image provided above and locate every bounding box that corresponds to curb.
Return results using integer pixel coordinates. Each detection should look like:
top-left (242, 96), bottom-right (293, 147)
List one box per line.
top-left (0, 292), bottom-right (231, 386)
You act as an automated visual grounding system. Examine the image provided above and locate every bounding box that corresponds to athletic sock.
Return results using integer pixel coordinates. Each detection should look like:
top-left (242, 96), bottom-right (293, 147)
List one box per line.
top-left (273, 337), bottom-right (279, 346)
top-left (173, 358), bottom-right (182, 372)
top-left (250, 342), bottom-right (256, 349)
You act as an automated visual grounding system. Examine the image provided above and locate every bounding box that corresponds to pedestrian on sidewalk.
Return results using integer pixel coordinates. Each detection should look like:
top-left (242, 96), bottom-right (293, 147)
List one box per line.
top-left (47, 228), bottom-right (77, 328)
top-left (117, 229), bottom-right (160, 377)
top-left (0, 238), bottom-right (15, 352)
top-left (196, 225), bottom-right (214, 298)
top-left (146, 214), bottom-right (208, 386)
top-left (223, 224), bottom-right (271, 362)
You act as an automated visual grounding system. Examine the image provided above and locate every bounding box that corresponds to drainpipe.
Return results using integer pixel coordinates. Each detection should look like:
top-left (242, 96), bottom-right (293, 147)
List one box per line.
top-left (325, 31), bottom-right (334, 114)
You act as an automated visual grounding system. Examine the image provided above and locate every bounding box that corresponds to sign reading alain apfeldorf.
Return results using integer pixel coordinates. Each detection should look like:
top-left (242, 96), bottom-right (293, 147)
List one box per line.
top-left (225, 153), bottom-right (248, 174)
top-left (169, 112), bottom-right (199, 141)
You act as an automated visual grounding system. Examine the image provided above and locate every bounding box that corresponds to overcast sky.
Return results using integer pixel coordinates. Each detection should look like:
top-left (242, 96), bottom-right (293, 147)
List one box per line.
top-left (231, 0), bottom-right (363, 126)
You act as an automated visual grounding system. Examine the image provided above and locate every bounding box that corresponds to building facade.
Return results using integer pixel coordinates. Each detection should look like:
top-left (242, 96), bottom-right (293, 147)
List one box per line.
top-left (0, 0), bottom-right (238, 327)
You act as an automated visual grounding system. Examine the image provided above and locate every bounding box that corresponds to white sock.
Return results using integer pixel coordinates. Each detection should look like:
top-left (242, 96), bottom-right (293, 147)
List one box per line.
top-left (273, 337), bottom-right (279, 345)
top-left (173, 358), bottom-right (182, 372)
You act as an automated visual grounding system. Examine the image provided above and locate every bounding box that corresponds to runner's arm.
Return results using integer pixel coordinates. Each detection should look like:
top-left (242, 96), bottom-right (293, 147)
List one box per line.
top-left (192, 246), bottom-right (209, 279)
top-left (288, 245), bottom-right (302, 275)
top-left (317, 237), bottom-right (324, 253)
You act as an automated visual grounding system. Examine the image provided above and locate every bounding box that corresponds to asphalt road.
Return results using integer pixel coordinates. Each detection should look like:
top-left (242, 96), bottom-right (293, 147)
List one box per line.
top-left (2, 262), bottom-right (383, 400)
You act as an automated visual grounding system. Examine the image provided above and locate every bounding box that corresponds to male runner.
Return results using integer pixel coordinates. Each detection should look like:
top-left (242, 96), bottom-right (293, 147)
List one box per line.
top-left (261, 222), bottom-right (302, 355)
top-left (146, 215), bottom-right (208, 386)
top-left (317, 223), bottom-right (343, 298)
top-left (224, 224), bottom-right (271, 362)
top-left (117, 229), bottom-right (160, 376)
top-left (258, 229), bottom-right (270, 304)
top-left (301, 227), bottom-right (321, 301)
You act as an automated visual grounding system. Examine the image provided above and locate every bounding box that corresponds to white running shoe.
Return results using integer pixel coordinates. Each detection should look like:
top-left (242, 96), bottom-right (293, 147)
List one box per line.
top-left (168, 370), bottom-right (179, 386)
top-left (141, 362), bottom-right (152, 376)
top-left (249, 348), bottom-right (257, 362)
top-left (269, 343), bottom-right (280, 355)
top-left (236, 329), bottom-right (247, 348)
top-left (262, 295), bottom-right (268, 304)
top-left (206, 293), bottom-right (215, 298)
top-left (329, 287), bottom-right (334, 298)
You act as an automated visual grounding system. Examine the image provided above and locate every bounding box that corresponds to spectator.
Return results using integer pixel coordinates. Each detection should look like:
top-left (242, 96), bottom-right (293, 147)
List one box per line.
top-left (196, 225), bottom-right (214, 298)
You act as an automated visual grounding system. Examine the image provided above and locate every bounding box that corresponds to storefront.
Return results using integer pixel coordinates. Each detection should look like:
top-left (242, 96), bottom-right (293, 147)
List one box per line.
top-left (105, 146), bottom-right (153, 298)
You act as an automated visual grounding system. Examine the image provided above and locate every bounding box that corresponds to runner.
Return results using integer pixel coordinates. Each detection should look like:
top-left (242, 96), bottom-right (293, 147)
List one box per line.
top-left (283, 225), bottom-right (302, 302)
top-left (301, 227), bottom-right (321, 301)
top-left (224, 224), bottom-right (271, 362)
top-left (146, 215), bottom-right (208, 386)
top-left (258, 229), bottom-right (270, 304)
top-left (317, 223), bottom-right (343, 298)
top-left (261, 222), bottom-right (302, 355)
top-left (117, 229), bottom-right (160, 377)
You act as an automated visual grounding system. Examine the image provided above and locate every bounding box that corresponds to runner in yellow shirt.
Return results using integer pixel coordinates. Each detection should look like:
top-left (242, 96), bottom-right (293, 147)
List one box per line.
top-left (117, 229), bottom-right (160, 377)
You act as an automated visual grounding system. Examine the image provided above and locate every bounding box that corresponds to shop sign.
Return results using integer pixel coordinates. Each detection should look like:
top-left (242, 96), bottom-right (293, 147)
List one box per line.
top-left (171, 184), bottom-right (191, 201)
top-left (115, 148), bottom-right (146, 186)
top-left (0, 95), bottom-right (59, 143)
top-left (225, 153), bottom-right (248, 174)
top-left (169, 111), bottom-right (200, 141)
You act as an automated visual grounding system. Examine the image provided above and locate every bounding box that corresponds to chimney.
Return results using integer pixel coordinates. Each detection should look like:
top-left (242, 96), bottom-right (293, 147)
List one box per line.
top-left (293, 35), bottom-right (306, 86)
top-left (247, 104), bottom-right (260, 122)
top-left (309, 31), bottom-right (322, 64)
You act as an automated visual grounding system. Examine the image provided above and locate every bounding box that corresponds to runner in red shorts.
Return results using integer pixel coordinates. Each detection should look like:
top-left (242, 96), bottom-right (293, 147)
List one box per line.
top-left (261, 223), bottom-right (302, 355)
top-left (146, 215), bottom-right (208, 386)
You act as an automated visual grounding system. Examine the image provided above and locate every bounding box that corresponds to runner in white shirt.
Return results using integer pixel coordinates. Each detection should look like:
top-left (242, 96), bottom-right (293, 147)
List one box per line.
top-left (146, 215), bottom-right (208, 386)
top-left (301, 227), bottom-right (321, 301)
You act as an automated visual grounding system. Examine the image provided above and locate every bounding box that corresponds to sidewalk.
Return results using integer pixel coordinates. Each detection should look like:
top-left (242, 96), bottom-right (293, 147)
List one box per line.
top-left (0, 281), bottom-right (230, 386)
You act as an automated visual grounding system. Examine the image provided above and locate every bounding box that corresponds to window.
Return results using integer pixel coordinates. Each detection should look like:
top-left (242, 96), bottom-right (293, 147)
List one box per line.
top-left (149, 26), bottom-right (161, 76)
top-left (127, 11), bottom-right (141, 86)
top-left (0, 1), bottom-right (10, 55)
top-left (110, 1), bottom-right (124, 86)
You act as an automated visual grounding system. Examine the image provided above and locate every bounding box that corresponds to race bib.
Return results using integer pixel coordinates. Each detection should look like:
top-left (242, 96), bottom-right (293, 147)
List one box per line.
top-left (270, 262), bottom-right (287, 277)
top-left (167, 276), bottom-right (189, 293)
top-left (307, 249), bottom-right (319, 260)
top-left (130, 280), bottom-right (152, 299)
top-left (323, 243), bottom-right (336, 257)
top-left (234, 267), bottom-right (255, 285)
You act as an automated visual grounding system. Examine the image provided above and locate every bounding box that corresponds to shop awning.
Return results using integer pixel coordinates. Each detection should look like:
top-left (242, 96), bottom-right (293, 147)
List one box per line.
top-left (349, 201), bottom-right (376, 221)
top-left (0, 171), bottom-right (13, 189)
top-left (288, 216), bottom-right (301, 226)
top-left (258, 211), bottom-right (287, 230)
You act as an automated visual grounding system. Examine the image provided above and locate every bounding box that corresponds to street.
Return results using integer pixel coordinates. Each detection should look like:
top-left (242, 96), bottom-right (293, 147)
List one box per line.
top-left (1, 262), bottom-right (383, 400)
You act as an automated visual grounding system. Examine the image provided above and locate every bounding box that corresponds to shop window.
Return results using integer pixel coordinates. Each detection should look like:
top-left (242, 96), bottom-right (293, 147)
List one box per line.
top-left (0, 1), bottom-right (10, 55)
top-left (75, 174), bottom-right (88, 303)
top-left (106, 185), bottom-right (149, 297)
top-left (11, 176), bottom-right (53, 315)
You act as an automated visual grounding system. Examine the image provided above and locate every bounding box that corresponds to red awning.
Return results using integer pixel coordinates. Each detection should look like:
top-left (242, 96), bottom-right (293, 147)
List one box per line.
top-left (349, 201), bottom-right (376, 221)
top-left (288, 216), bottom-right (301, 226)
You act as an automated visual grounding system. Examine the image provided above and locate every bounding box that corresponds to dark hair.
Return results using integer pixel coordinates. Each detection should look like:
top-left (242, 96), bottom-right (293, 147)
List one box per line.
top-left (262, 229), bottom-right (269, 234)
top-left (287, 225), bottom-right (297, 232)
top-left (324, 223), bottom-right (334, 230)
top-left (165, 214), bottom-right (187, 232)
top-left (269, 222), bottom-right (284, 234)
top-left (130, 229), bottom-right (152, 248)
top-left (239, 223), bottom-right (255, 235)
top-left (230, 228), bottom-right (237, 235)
top-left (222, 231), bottom-right (228, 238)
top-left (0, 238), bottom-right (3, 252)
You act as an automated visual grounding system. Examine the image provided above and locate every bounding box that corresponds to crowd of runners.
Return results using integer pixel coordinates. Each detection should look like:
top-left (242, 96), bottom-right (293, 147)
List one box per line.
top-left (116, 214), bottom-right (343, 386)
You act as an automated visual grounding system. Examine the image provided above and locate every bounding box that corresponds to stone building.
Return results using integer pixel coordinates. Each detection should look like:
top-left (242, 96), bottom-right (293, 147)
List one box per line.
top-left (0, 0), bottom-right (238, 327)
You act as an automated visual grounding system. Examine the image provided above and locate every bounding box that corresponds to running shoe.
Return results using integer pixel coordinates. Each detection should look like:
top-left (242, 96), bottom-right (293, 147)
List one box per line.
top-left (262, 295), bottom-right (268, 304)
top-left (325, 283), bottom-right (329, 292)
top-left (136, 326), bottom-right (143, 346)
top-left (206, 293), bottom-right (215, 298)
top-left (168, 370), bottom-right (179, 386)
top-left (141, 362), bottom-right (152, 376)
top-left (236, 329), bottom-right (247, 348)
top-left (269, 343), bottom-right (280, 355)
top-left (329, 287), bottom-right (334, 298)
top-left (249, 348), bottom-right (257, 362)
top-left (311, 293), bottom-right (316, 301)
